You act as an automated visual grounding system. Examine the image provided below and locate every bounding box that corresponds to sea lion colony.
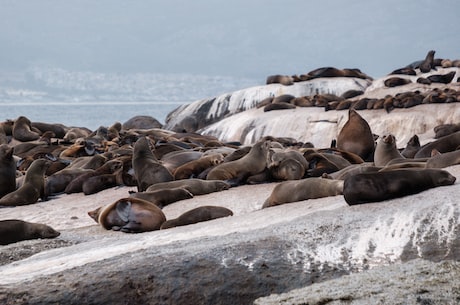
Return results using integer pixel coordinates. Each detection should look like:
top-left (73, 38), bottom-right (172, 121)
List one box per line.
top-left (0, 51), bottom-right (459, 243)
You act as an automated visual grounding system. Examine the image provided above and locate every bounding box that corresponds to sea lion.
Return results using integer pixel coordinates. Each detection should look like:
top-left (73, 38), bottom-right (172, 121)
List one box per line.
top-left (0, 144), bottom-right (16, 198)
top-left (401, 135), bottom-right (421, 158)
top-left (389, 67), bottom-right (416, 76)
top-left (341, 89), bottom-right (364, 99)
top-left (146, 179), bottom-right (230, 196)
top-left (266, 75), bottom-right (294, 86)
top-left (12, 116), bottom-right (41, 142)
top-left (31, 122), bottom-right (67, 139)
top-left (0, 219), bottom-right (60, 245)
top-left (343, 168), bottom-right (456, 205)
top-left (173, 153), bottom-right (225, 180)
top-left (82, 173), bottom-right (121, 195)
top-left (427, 71), bottom-right (456, 84)
top-left (0, 159), bottom-right (51, 206)
top-left (122, 115), bottom-right (163, 130)
top-left (269, 158), bottom-right (305, 181)
top-left (324, 163), bottom-right (381, 180)
top-left (45, 168), bottom-right (94, 196)
top-left (132, 136), bottom-right (173, 191)
top-left (384, 77), bottom-right (412, 87)
top-left (434, 123), bottom-right (460, 139)
top-left (88, 197), bottom-right (166, 233)
top-left (263, 177), bottom-right (344, 208)
top-left (303, 150), bottom-right (351, 177)
top-left (160, 206), bottom-right (234, 229)
top-left (419, 50), bottom-right (435, 73)
top-left (426, 149), bottom-right (460, 168)
top-left (64, 159), bottom-right (123, 194)
top-left (206, 139), bottom-right (270, 185)
top-left (129, 188), bottom-right (193, 208)
top-left (336, 109), bottom-right (375, 161)
top-left (373, 134), bottom-right (405, 167)
top-left (414, 131), bottom-right (460, 158)
top-left (160, 150), bottom-right (203, 173)
top-left (263, 103), bottom-right (297, 112)
top-left (62, 127), bottom-right (92, 143)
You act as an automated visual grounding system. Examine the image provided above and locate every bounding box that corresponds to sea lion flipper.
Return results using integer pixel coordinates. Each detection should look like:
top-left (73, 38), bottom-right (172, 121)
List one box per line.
top-left (115, 200), bottom-right (132, 222)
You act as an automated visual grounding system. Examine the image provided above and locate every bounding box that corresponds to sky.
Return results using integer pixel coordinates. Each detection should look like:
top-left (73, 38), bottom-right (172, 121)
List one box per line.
top-left (1, 0), bottom-right (460, 79)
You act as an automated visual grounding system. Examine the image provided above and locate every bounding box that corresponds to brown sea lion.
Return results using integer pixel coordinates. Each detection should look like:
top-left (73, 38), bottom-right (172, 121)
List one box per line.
top-left (64, 159), bottom-right (123, 194)
top-left (263, 177), bottom-right (344, 208)
top-left (146, 179), bottom-right (230, 196)
top-left (263, 103), bottom-right (297, 112)
top-left (0, 144), bottom-right (16, 198)
top-left (427, 71), bottom-right (456, 84)
top-left (266, 75), bottom-right (294, 86)
top-left (62, 127), bottom-right (92, 143)
top-left (88, 197), bottom-right (166, 233)
top-left (206, 140), bottom-right (270, 185)
top-left (0, 219), bottom-right (60, 245)
top-left (0, 159), bottom-right (51, 206)
top-left (122, 115), bottom-right (163, 130)
top-left (12, 116), bottom-right (41, 142)
top-left (373, 134), bottom-right (405, 167)
top-left (160, 206), bottom-right (234, 229)
top-left (336, 109), bottom-right (375, 161)
top-left (414, 131), bottom-right (460, 158)
top-left (426, 149), bottom-right (460, 168)
top-left (160, 150), bottom-right (203, 173)
top-left (419, 50), bottom-right (435, 73)
top-left (389, 67), bottom-right (416, 76)
top-left (174, 153), bottom-right (224, 180)
top-left (384, 77), bottom-right (412, 87)
top-left (269, 158), bottom-right (305, 181)
top-left (434, 123), bottom-right (460, 139)
top-left (82, 173), bottom-right (122, 195)
top-left (132, 136), bottom-right (173, 191)
top-left (129, 188), bottom-right (193, 208)
top-left (31, 122), bottom-right (67, 139)
top-left (343, 168), bottom-right (456, 205)
top-left (45, 168), bottom-right (94, 196)
top-left (401, 135), bottom-right (421, 158)
top-left (324, 163), bottom-right (381, 180)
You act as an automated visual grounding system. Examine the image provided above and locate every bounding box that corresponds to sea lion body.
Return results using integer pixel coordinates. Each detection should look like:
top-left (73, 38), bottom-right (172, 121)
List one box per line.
top-left (419, 50), bottom-right (435, 73)
top-left (129, 188), bottom-right (193, 208)
top-left (173, 153), bottom-right (224, 180)
top-left (146, 179), bottom-right (230, 196)
top-left (206, 140), bottom-right (270, 184)
top-left (132, 136), bottom-right (173, 191)
top-left (0, 219), bottom-right (60, 245)
top-left (336, 109), bottom-right (375, 161)
top-left (263, 177), bottom-right (344, 208)
top-left (414, 131), bottom-right (460, 158)
top-left (0, 159), bottom-right (50, 206)
top-left (401, 135), bottom-right (421, 158)
top-left (426, 150), bottom-right (460, 168)
top-left (0, 144), bottom-right (17, 198)
top-left (343, 168), bottom-right (456, 205)
top-left (160, 206), bottom-right (233, 229)
top-left (373, 134), bottom-right (405, 167)
top-left (12, 116), bottom-right (41, 142)
top-left (88, 197), bottom-right (166, 233)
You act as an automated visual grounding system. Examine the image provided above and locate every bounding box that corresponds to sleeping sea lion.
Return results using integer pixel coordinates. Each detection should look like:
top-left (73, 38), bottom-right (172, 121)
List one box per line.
top-left (160, 206), bottom-right (234, 229)
top-left (88, 197), bottom-right (166, 233)
top-left (0, 219), bottom-right (60, 245)
top-left (343, 168), bottom-right (456, 205)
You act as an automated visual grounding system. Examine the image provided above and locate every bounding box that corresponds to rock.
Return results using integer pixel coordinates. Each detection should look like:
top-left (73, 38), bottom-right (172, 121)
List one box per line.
top-left (0, 165), bottom-right (459, 304)
top-left (199, 103), bottom-right (460, 147)
top-left (164, 77), bottom-right (371, 132)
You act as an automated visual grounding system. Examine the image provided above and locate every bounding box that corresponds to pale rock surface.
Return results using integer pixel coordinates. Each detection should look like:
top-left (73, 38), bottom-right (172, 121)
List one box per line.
top-left (164, 77), bottom-right (371, 132)
top-left (200, 103), bottom-right (460, 147)
top-left (0, 165), bottom-right (459, 304)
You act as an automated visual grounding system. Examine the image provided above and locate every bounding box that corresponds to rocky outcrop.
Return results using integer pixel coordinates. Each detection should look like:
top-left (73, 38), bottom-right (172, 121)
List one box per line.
top-left (164, 77), bottom-right (372, 132)
top-left (0, 165), bottom-right (459, 304)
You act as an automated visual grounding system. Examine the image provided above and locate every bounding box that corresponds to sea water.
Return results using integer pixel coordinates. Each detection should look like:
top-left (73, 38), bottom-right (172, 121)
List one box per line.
top-left (0, 68), bottom-right (259, 130)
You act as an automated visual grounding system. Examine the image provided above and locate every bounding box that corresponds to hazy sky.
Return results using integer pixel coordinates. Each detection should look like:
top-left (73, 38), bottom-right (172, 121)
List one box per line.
top-left (1, 0), bottom-right (459, 79)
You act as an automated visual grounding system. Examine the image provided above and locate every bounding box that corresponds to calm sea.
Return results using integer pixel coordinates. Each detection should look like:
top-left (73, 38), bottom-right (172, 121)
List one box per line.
top-left (0, 68), bottom-right (259, 130)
